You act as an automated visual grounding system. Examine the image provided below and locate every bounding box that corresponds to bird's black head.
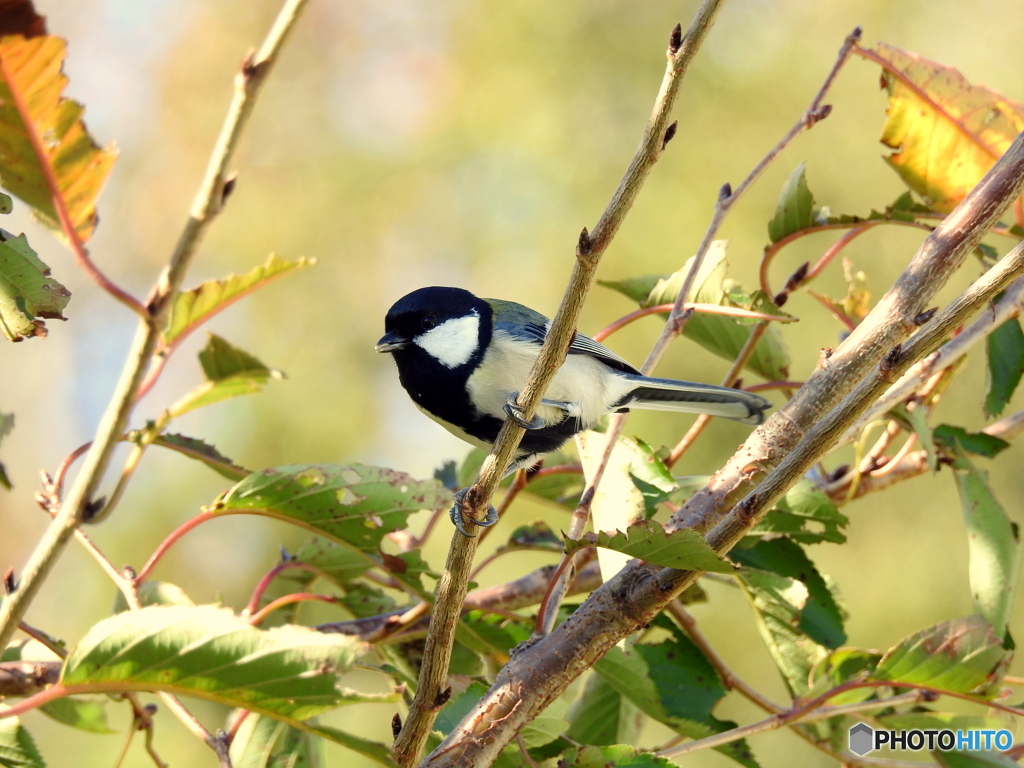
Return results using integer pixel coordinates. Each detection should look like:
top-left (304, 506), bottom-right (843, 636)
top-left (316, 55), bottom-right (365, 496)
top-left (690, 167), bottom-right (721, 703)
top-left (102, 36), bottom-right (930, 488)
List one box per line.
top-left (376, 286), bottom-right (492, 372)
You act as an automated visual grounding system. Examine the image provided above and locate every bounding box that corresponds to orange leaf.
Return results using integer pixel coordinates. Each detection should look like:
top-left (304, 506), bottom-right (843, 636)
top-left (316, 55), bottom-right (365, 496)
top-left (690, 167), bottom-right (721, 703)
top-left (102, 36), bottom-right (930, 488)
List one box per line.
top-left (861, 42), bottom-right (1024, 213)
top-left (0, 9), bottom-right (116, 242)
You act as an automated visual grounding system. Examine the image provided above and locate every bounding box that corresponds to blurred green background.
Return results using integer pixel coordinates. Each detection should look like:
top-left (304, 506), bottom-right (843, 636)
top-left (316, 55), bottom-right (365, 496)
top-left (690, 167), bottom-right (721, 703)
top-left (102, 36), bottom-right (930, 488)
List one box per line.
top-left (1, 0), bottom-right (1023, 765)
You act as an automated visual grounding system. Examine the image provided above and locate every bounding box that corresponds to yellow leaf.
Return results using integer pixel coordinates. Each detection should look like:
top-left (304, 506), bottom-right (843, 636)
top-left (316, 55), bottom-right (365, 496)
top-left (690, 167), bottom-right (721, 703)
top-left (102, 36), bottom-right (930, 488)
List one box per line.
top-left (0, 27), bottom-right (117, 241)
top-left (864, 42), bottom-right (1024, 213)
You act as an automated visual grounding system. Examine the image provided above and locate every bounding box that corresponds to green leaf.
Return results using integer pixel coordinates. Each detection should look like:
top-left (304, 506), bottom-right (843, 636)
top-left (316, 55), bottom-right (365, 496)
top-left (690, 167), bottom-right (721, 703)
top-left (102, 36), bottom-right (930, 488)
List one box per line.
top-left (522, 462), bottom-right (586, 510)
top-left (566, 673), bottom-right (641, 746)
top-left (337, 583), bottom-right (396, 619)
top-left (0, 232), bottom-right (69, 342)
top-left (459, 610), bottom-right (531, 659)
top-left (934, 750), bottom-right (1021, 768)
top-left (934, 425), bottom-right (1010, 459)
top-left (594, 621), bottom-right (759, 768)
top-left (732, 538), bottom-right (845, 694)
top-left (164, 255), bottom-right (315, 347)
top-left (983, 318), bottom-right (1024, 418)
top-left (768, 164), bottom-right (817, 243)
top-left (0, 29), bottom-right (117, 241)
top-left (0, 717), bottom-right (45, 768)
top-left (113, 580), bottom-right (194, 614)
top-left (215, 465), bottom-right (449, 553)
top-left (434, 682), bottom-right (489, 736)
top-left (61, 605), bottom-right (383, 720)
top-left (808, 647), bottom-right (882, 705)
top-left (153, 433), bottom-right (250, 480)
top-left (870, 615), bottom-right (1007, 694)
top-left (169, 334), bottom-right (283, 417)
top-left (230, 713), bottom-right (324, 768)
top-left (598, 275), bottom-right (666, 304)
top-left (564, 520), bottom-right (734, 573)
top-left (285, 539), bottom-right (373, 585)
top-left (748, 479), bottom-right (848, 544)
top-left (0, 193), bottom-right (12, 214)
top-left (497, 521), bottom-right (564, 553)
top-left (306, 725), bottom-right (399, 768)
top-left (519, 695), bottom-right (570, 749)
top-left (563, 745), bottom-right (674, 768)
top-left (878, 711), bottom-right (1011, 736)
top-left (951, 456), bottom-right (1022, 639)
top-left (38, 698), bottom-right (113, 734)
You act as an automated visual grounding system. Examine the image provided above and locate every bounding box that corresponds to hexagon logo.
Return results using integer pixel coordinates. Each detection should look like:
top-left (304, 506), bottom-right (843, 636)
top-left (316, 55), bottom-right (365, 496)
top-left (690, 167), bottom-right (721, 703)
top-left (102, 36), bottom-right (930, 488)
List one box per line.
top-left (849, 722), bottom-right (874, 756)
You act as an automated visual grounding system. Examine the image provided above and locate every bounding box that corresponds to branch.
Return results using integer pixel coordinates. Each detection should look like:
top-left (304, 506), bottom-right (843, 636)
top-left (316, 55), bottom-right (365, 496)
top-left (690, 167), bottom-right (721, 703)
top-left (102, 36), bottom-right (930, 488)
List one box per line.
top-left (419, 131), bottom-right (1024, 768)
top-left (0, 0), bottom-right (309, 652)
top-left (391, 4), bottom-right (725, 763)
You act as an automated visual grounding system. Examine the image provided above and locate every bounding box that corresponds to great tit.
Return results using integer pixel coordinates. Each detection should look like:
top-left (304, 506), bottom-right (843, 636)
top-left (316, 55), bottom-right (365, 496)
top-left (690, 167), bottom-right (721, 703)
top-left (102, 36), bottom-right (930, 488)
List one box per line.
top-left (376, 286), bottom-right (771, 533)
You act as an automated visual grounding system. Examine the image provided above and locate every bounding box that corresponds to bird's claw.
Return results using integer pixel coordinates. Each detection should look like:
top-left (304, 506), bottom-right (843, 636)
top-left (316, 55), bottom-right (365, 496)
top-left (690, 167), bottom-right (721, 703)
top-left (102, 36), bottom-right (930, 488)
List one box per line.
top-left (503, 394), bottom-right (545, 430)
top-left (449, 488), bottom-right (499, 537)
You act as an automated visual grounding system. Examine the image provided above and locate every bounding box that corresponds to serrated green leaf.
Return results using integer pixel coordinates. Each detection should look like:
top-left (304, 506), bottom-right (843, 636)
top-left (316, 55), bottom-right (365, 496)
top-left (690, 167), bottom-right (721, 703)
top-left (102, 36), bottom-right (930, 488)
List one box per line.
top-left (214, 465), bottom-right (449, 552)
top-left (984, 318), bottom-right (1024, 418)
top-left (934, 750), bottom-right (1021, 768)
top-left (594, 622), bottom-right (759, 768)
top-left (934, 425), bottom-right (1010, 459)
top-left (952, 456), bottom-right (1022, 639)
top-left (62, 606), bottom-right (383, 720)
top-left (598, 275), bottom-right (666, 304)
top-left (230, 713), bottom-right (324, 768)
top-left (522, 454), bottom-right (585, 510)
top-left (153, 433), bottom-right (250, 480)
top-left (768, 164), bottom-right (816, 243)
top-left (566, 673), bottom-right (641, 746)
top-left (169, 334), bottom-right (283, 417)
top-left (459, 610), bottom-right (531, 659)
top-left (0, 717), bottom-right (45, 768)
top-left (337, 583), bottom-right (396, 619)
top-left (0, 29), bottom-right (116, 241)
top-left (113, 580), bottom-right (194, 614)
top-left (38, 698), bottom-right (113, 734)
top-left (871, 616), bottom-right (1007, 693)
top-left (498, 521), bottom-right (564, 553)
top-left (808, 647), bottom-right (882, 705)
top-left (0, 232), bottom-right (69, 342)
top-left (564, 520), bottom-right (734, 573)
top-left (164, 255), bottom-right (315, 347)
top-left (285, 539), bottom-right (373, 585)
top-left (564, 745), bottom-right (674, 768)
top-left (749, 479), bottom-right (848, 544)
top-left (305, 725), bottom-right (399, 768)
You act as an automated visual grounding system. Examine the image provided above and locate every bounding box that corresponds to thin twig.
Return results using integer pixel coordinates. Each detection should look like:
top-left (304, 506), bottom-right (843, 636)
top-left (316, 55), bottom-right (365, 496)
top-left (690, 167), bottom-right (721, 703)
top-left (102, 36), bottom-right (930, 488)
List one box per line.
top-left (158, 692), bottom-right (232, 767)
top-left (0, 0), bottom-right (310, 652)
top-left (246, 593), bottom-right (337, 626)
top-left (593, 302), bottom-right (788, 343)
top-left (393, 7), bottom-right (726, 762)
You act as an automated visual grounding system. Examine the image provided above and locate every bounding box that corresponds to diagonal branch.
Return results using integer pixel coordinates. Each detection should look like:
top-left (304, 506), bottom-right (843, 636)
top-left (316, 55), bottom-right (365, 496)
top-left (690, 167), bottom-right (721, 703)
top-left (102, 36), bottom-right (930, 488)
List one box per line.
top-left (391, 2), bottom-right (726, 763)
top-left (419, 130), bottom-right (1024, 768)
top-left (0, 0), bottom-right (309, 652)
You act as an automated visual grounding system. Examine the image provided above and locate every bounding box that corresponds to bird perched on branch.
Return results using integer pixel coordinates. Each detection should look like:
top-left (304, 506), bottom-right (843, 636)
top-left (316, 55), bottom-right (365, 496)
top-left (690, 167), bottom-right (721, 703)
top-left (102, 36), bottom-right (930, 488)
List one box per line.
top-left (376, 286), bottom-right (771, 535)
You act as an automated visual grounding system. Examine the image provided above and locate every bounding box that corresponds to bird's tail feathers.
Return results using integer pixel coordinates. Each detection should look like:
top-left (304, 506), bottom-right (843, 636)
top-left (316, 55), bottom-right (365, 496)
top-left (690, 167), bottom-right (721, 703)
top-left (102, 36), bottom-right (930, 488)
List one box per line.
top-left (616, 375), bottom-right (771, 425)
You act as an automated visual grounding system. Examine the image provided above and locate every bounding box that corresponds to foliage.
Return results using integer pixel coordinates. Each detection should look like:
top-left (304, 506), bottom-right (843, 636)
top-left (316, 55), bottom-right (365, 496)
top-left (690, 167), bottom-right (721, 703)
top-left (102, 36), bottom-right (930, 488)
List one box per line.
top-left (2, 5), bottom-right (1023, 768)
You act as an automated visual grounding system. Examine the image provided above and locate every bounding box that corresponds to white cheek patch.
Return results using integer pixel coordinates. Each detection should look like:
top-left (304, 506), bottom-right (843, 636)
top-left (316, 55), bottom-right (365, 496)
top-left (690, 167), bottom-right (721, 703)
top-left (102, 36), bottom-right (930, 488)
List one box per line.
top-left (414, 310), bottom-right (480, 369)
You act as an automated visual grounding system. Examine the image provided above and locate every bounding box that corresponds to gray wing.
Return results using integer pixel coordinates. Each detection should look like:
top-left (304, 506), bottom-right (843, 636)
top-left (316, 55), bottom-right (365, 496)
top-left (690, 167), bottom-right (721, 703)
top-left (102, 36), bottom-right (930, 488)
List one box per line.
top-left (485, 298), bottom-right (641, 375)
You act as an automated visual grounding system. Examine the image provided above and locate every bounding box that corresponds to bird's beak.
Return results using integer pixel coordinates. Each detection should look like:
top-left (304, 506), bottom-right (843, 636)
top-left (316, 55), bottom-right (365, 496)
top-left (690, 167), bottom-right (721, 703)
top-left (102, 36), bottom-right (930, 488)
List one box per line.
top-left (375, 331), bottom-right (409, 353)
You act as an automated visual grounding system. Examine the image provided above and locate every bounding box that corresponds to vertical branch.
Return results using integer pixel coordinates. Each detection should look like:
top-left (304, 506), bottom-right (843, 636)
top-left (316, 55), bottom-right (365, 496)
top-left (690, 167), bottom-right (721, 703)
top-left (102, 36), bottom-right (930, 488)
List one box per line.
top-left (0, 0), bottom-right (309, 651)
top-left (391, 2), bottom-right (727, 764)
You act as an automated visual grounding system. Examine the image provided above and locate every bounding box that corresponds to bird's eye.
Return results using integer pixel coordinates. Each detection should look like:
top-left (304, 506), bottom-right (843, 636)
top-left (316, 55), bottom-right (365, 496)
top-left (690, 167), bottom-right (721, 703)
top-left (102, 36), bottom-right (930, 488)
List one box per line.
top-left (422, 315), bottom-right (438, 330)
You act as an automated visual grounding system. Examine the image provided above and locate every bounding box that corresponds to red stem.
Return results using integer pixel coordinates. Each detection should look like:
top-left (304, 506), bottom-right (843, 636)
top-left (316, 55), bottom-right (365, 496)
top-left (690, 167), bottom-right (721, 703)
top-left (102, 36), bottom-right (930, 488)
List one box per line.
top-left (534, 545), bottom-right (591, 634)
top-left (244, 561), bottom-right (331, 616)
top-left (135, 511), bottom-right (218, 582)
top-left (593, 303), bottom-right (787, 343)
top-left (744, 380), bottom-right (805, 393)
top-left (0, 57), bottom-right (148, 320)
top-left (53, 441), bottom-right (94, 499)
top-left (247, 593), bottom-right (337, 626)
top-left (806, 290), bottom-right (858, 331)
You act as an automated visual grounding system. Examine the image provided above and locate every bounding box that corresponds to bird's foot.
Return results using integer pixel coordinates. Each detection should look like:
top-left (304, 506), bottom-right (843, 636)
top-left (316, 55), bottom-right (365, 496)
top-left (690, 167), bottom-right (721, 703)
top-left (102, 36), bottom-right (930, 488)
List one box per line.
top-left (449, 488), bottom-right (499, 538)
top-left (503, 394), bottom-right (544, 429)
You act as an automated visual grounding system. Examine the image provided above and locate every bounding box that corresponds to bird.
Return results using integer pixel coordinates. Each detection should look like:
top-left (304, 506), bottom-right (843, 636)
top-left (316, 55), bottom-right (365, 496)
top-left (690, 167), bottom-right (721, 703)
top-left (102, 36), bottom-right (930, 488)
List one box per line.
top-left (376, 286), bottom-right (771, 535)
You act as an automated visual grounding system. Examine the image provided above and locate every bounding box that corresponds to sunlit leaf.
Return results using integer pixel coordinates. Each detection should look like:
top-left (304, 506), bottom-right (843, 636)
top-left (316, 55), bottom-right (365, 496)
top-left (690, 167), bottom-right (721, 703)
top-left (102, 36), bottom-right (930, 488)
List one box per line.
top-left (868, 42), bottom-right (1024, 212)
top-left (0, 717), bottom-right (45, 768)
top-left (230, 713), bottom-right (324, 768)
top-left (808, 647), bottom-right (882, 705)
top-left (870, 615), bottom-right (1007, 694)
top-left (164, 254), bottom-right (315, 347)
top-left (768, 164), bottom-right (816, 243)
top-left (564, 520), bottom-right (734, 574)
top-left (61, 605), bottom-right (384, 720)
top-left (566, 673), bottom-right (641, 747)
top-left (152, 433), bottom-right (250, 480)
top-left (983, 318), bottom-right (1024, 418)
top-left (595, 620), bottom-right (760, 768)
top-left (285, 538), bottom-right (373, 585)
top-left (0, 16), bottom-right (116, 240)
top-left (37, 698), bottom-right (112, 735)
top-left (169, 334), bottom-right (283, 417)
top-left (113, 580), bottom-right (194, 614)
top-left (563, 745), bottom-right (674, 768)
top-left (0, 231), bottom-right (69, 341)
top-left (951, 455), bottom-right (1022, 639)
top-left (748, 479), bottom-right (848, 544)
